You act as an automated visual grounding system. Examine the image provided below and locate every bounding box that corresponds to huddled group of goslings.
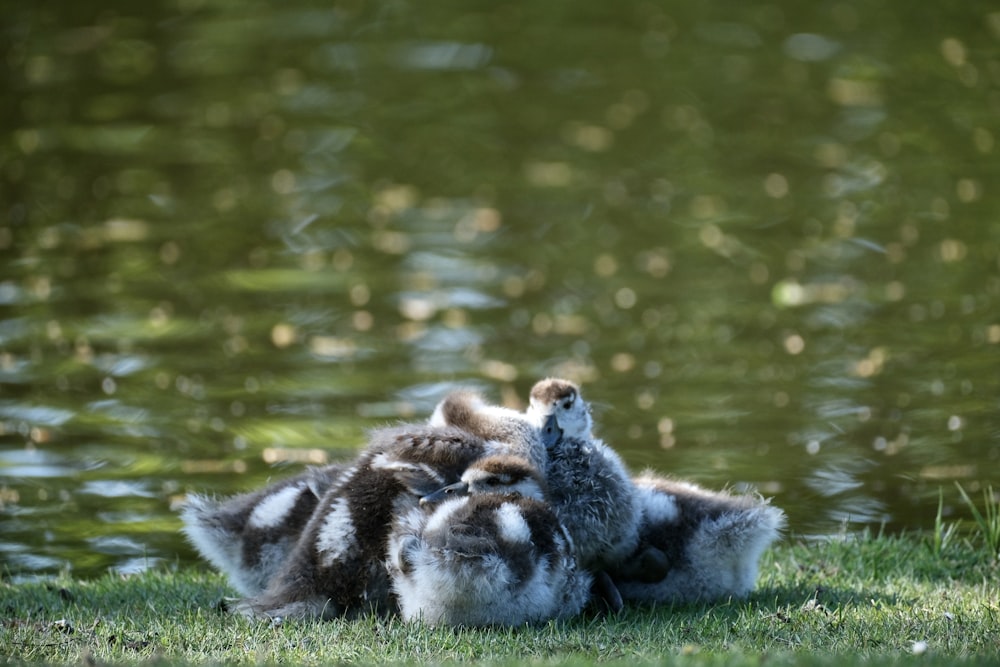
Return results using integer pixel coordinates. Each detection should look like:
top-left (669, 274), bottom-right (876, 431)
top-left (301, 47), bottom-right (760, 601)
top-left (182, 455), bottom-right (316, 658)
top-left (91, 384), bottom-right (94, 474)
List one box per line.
top-left (181, 378), bottom-right (785, 627)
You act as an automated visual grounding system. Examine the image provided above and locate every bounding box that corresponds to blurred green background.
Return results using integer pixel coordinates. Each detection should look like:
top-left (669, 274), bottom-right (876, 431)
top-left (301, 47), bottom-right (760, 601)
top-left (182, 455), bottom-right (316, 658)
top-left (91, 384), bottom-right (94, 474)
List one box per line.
top-left (1, 0), bottom-right (998, 578)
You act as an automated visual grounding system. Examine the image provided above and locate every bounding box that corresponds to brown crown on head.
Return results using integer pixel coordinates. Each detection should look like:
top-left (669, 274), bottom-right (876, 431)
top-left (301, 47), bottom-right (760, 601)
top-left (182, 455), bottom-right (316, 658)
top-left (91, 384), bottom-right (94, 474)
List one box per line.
top-left (530, 378), bottom-right (579, 406)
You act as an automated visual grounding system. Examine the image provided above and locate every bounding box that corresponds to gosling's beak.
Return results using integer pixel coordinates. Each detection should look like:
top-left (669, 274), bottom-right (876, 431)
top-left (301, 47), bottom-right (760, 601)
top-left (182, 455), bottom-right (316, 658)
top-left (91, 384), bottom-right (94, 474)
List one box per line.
top-left (419, 481), bottom-right (469, 506)
top-left (541, 413), bottom-right (563, 449)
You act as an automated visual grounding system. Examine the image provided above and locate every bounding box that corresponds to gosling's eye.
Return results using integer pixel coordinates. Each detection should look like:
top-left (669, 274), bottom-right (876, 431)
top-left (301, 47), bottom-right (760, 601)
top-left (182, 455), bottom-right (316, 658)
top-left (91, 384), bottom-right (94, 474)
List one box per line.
top-left (562, 400), bottom-right (573, 410)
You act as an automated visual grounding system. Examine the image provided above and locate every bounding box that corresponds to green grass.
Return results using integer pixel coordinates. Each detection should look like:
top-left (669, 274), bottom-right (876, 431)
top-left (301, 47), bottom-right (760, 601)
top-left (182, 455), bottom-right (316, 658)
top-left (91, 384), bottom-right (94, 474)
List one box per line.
top-left (2, 530), bottom-right (998, 667)
top-left (955, 483), bottom-right (1000, 557)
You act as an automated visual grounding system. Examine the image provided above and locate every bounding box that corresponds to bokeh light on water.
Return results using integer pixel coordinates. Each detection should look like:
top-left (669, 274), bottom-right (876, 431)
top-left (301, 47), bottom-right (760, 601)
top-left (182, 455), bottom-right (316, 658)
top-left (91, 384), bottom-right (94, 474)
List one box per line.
top-left (1, 1), bottom-right (998, 579)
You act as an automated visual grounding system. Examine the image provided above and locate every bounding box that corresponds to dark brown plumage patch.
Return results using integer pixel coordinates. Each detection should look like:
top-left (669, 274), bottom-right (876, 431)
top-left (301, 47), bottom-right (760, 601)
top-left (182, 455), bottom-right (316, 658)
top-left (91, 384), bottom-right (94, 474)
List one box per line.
top-left (240, 478), bottom-right (327, 568)
top-left (474, 456), bottom-right (541, 486)
top-left (436, 392), bottom-right (481, 433)
top-left (514, 497), bottom-right (562, 557)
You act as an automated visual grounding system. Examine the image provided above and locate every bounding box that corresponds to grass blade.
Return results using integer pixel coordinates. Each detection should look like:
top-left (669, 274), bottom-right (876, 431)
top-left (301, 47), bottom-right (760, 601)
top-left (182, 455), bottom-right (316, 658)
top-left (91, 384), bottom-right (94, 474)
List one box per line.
top-left (954, 482), bottom-right (1000, 556)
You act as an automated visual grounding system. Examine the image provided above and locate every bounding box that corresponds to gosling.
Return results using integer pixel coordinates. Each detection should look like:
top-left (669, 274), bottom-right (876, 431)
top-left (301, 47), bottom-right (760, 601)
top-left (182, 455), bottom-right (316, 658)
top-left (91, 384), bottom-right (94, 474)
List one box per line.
top-left (611, 473), bottom-right (786, 603)
top-left (229, 424), bottom-right (495, 620)
top-left (386, 454), bottom-right (591, 627)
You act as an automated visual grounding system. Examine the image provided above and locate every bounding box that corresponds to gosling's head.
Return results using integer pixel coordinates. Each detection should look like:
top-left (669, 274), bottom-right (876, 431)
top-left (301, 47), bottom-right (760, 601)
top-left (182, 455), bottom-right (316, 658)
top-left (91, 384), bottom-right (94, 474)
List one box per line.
top-left (420, 455), bottom-right (547, 506)
top-left (527, 378), bottom-right (593, 440)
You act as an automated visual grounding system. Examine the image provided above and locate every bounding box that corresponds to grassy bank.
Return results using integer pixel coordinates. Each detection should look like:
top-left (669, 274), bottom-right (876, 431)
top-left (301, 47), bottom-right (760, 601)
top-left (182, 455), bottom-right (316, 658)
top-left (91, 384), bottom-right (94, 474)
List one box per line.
top-left (3, 529), bottom-right (998, 667)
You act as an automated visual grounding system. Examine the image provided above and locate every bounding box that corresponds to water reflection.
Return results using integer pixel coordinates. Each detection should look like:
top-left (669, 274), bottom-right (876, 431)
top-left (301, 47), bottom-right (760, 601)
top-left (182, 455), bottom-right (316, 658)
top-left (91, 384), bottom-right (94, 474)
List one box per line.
top-left (2, 0), bottom-right (999, 579)
top-left (0, 448), bottom-right (77, 479)
top-left (805, 457), bottom-right (888, 526)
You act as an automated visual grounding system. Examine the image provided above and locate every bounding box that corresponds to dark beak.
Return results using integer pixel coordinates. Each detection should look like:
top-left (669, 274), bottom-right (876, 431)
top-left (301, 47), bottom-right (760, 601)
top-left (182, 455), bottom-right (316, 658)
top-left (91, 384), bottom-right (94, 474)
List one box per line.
top-left (419, 481), bottom-right (469, 506)
top-left (541, 413), bottom-right (563, 449)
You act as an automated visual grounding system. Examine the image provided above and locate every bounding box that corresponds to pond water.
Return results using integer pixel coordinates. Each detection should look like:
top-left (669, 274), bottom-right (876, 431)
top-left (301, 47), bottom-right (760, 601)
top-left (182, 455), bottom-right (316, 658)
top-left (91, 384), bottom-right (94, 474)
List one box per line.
top-left (2, 0), bottom-right (998, 580)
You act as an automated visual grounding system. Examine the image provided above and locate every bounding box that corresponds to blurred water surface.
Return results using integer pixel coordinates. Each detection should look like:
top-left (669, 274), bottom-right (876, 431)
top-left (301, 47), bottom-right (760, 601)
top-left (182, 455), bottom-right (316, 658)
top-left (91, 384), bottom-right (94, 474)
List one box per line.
top-left (2, 0), bottom-right (998, 579)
